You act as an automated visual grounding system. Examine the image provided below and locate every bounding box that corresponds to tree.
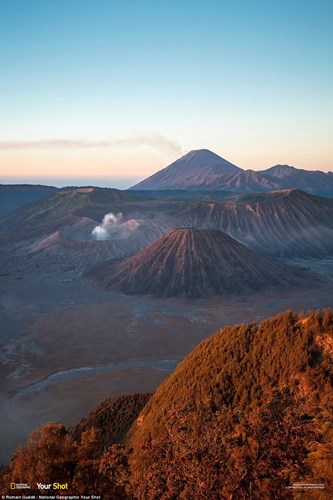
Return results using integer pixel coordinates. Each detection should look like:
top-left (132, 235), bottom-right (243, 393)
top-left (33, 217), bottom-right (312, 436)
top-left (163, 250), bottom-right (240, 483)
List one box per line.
top-left (1, 423), bottom-right (77, 494)
top-left (131, 390), bottom-right (319, 499)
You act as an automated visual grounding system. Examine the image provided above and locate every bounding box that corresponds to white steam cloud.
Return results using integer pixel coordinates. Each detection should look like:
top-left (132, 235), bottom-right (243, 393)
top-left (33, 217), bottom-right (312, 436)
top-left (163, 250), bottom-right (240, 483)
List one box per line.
top-left (92, 213), bottom-right (123, 240)
top-left (91, 212), bottom-right (139, 240)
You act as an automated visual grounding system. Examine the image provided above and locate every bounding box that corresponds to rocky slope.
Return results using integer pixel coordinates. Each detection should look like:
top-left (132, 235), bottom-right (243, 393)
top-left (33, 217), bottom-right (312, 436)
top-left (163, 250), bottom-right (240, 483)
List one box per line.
top-left (175, 189), bottom-right (333, 257)
top-left (89, 228), bottom-right (313, 298)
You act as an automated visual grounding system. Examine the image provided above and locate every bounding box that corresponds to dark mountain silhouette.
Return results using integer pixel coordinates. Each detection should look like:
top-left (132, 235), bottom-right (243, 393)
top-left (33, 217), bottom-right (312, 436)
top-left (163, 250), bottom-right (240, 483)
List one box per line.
top-left (0, 184), bottom-right (57, 218)
top-left (130, 149), bottom-right (242, 190)
top-left (263, 164), bottom-right (333, 196)
top-left (130, 150), bottom-right (333, 196)
top-left (89, 228), bottom-right (313, 298)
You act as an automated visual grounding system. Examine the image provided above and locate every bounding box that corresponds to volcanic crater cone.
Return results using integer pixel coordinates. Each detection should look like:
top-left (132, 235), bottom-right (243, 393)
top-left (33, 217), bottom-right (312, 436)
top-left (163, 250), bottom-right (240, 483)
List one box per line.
top-left (89, 228), bottom-right (309, 298)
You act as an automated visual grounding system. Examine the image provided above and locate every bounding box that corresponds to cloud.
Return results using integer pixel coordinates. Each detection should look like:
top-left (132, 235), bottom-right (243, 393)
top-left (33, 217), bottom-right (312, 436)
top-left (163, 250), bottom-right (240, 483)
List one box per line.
top-left (0, 133), bottom-right (183, 156)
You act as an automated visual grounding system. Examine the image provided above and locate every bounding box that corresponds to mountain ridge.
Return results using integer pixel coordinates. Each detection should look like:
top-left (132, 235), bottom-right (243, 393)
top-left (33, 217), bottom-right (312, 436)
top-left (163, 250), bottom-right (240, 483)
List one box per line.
top-left (130, 149), bottom-right (333, 196)
top-left (1, 187), bottom-right (332, 261)
top-left (130, 149), bottom-right (242, 190)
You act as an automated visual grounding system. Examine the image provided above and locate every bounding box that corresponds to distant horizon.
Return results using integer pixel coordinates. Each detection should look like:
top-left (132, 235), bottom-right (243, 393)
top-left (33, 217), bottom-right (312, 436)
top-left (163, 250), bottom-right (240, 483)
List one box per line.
top-left (1, 147), bottom-right (332, 190)
top-left (0, 175), bottom-right (142, 189)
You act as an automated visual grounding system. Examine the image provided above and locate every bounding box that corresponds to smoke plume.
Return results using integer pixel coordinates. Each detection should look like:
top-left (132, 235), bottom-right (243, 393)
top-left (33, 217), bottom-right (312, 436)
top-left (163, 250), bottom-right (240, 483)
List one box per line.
top-left (91, 212), bottom-right (139, 240)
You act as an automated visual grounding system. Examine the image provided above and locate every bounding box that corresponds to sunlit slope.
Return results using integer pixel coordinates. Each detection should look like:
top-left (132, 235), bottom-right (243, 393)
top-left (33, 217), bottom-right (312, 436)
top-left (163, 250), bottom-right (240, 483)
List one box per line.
top-left (129, 309), bottom-right (333, 452)
top-left (89, 228), bottom-right (314, 298)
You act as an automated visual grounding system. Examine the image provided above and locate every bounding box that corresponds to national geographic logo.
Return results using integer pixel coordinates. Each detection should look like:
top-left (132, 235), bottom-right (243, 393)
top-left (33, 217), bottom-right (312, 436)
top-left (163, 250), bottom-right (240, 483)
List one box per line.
top-left (10, 483), bottom-right (31, 489)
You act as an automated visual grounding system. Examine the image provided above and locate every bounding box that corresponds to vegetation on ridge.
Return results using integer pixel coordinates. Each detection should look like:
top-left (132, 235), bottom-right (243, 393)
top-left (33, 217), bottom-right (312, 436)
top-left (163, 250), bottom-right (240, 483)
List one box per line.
top-left (1, 309), bottom-right (333, 498)
top-left (70, 393), bottom-right (152, 448)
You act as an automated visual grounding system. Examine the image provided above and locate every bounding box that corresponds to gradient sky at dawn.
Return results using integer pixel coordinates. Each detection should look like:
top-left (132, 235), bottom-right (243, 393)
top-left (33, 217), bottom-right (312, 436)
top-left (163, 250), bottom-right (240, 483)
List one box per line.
top-left (0, 0), bottom-right (332, 187)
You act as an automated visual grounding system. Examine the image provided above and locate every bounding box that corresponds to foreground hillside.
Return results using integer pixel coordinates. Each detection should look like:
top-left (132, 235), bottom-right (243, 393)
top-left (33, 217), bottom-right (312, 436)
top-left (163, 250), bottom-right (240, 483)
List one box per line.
top-left (2, 309), bottom-right (333, 498)
top-left (70, 393), bottom-right (152, 447)
top-left (129, 308), bottom-right (333, 446)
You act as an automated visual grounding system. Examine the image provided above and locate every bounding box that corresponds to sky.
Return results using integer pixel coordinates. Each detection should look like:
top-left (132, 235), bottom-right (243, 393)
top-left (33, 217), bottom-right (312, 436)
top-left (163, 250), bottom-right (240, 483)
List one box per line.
top-left (0, 0), bottom-right (332, 188)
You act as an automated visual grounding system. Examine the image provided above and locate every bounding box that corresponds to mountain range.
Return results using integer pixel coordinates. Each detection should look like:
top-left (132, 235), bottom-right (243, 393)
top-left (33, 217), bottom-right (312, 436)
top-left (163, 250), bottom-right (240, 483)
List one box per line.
top-left (1, 187), bottom-right (333, 283)
top-left (130, 149), bottom-right (333, 196)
